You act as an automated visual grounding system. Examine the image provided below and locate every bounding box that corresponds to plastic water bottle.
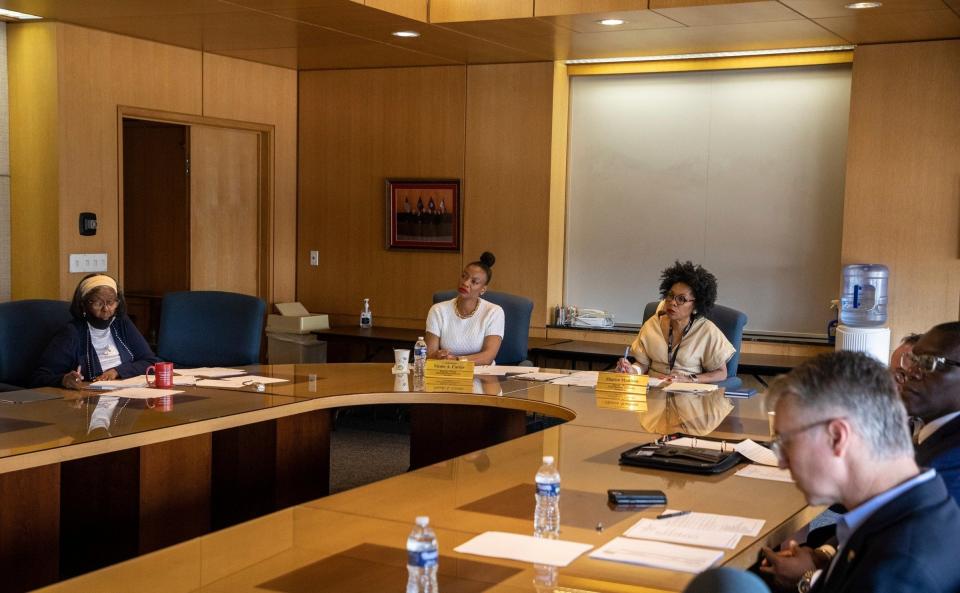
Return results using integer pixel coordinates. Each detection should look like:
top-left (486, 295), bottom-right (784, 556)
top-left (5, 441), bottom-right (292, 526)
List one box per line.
top-left (414, 336), bottom-right (428, 377)
top-left (534, 455), bottom-right (560, 538)
top-left (533, 563), bottom-right (558, 592)
top-left (406, 516), bottom-right (439, 593)
top-left (839, 264), bottom-right (888, 327)
top-left (360, 298), bottom-right (372, 328)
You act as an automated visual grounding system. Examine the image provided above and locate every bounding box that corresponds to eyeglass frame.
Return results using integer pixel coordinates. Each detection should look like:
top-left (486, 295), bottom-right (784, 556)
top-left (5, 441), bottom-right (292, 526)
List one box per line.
top-left (770, 417), bottom-right (846, 462)
top-left (663, 292), bottom-right (696, 306)
top-left (899, 351), bottom-right (960, 379)
top-left (85, 298), bottom-right (119, 310)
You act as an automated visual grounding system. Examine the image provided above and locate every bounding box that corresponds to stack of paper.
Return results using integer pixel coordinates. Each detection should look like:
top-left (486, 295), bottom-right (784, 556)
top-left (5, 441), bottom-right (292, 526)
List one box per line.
top-left (552, 371), bottom-right (599, 387)
top-left (175, 367), bottom-right (246, 378)
top-left (514, 371), bottom-right (570, 382)
top-left (195, 375), bottom-right (289, 389)
top-left (591, 510), bottom-right (766, 572)
top-left (663, 382), bottom-right (718, 393)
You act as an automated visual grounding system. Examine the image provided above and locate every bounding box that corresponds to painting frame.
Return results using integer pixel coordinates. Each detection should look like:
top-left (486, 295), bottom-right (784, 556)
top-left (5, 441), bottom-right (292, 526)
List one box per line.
top-left (385, 178), bottom-right (461, 251)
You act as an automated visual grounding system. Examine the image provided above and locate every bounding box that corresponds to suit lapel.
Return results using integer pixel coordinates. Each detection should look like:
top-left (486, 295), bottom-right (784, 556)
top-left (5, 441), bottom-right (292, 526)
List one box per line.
top-left (917, 416), bottom-right (960, 466)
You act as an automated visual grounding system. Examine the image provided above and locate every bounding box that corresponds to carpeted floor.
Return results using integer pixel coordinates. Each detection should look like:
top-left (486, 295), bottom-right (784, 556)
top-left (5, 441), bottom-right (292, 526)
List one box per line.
top-left (329, 411), bottom-right (411, 493)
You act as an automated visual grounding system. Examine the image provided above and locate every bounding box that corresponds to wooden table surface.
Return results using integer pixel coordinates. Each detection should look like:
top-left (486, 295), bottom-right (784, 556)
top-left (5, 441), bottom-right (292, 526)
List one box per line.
top-left (12, 364), bottom-right (816, 593)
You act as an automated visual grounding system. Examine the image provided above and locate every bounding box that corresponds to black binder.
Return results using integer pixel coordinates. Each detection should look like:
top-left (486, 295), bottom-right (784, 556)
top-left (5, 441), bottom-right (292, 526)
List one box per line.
top-left (619, 434), bottom-right (746, 475)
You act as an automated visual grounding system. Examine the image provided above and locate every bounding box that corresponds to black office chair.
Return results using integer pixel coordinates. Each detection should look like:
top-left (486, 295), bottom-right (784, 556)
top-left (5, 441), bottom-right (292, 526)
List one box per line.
top-left (432, 290), bottom-right (534, 365)
top-left (0, 299), bottom-right (72, 391)
top-left (156, 291), bottom-right (266, 367)
top-left (642, 301), bottom-right (747, 391)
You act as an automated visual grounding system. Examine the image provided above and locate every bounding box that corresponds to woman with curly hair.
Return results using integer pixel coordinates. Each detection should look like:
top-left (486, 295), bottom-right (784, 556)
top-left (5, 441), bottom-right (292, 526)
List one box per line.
top-left (616, 261), bottom-right (734, 383)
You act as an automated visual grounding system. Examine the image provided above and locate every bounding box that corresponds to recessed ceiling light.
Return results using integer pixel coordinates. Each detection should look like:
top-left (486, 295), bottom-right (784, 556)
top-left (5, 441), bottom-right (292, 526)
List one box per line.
top-left (597, 19), bottom-right (626, 26)
top-left (0, 8), bottom-right (42, 19)
top-left (392, 30), bottom-right (421, 38)
top-left (844, 1), bottom-right (882, 8)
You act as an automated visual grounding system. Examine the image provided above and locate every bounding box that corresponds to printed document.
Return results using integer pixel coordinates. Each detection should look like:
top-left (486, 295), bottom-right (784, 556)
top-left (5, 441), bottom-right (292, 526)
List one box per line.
top-left (735, 465), bottom-right (795, 483)
top-left (734, 439), bottom-right (779, 466)
top-left (623, 519), bottom-right (742, 549)
top-left (590, 537), bottom-right (723, 573)
top-left (651, 510), bottom-right (765, 537)
top-left (474, 365), bottom-right (540, 376)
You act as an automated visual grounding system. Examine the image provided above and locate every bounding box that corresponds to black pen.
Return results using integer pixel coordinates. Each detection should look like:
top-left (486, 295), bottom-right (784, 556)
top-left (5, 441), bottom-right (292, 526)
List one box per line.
top-left (657, 511), bottom-right (691, 520)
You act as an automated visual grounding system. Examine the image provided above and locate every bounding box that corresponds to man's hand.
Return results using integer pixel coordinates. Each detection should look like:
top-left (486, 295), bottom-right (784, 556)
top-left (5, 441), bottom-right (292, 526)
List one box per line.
top-left (759, 540), bottom-right (818, 591)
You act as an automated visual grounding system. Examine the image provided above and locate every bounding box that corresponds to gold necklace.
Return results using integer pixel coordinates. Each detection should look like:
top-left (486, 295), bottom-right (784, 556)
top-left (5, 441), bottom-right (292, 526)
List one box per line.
top-left (455, 297), bottom-right (481, 319)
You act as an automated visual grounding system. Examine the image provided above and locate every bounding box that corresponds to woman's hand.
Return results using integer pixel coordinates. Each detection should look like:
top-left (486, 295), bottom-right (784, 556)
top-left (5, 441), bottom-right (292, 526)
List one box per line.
top-left (94, 369), bottom-right (119, 382)
top-left (61, 369), bottom-right (85, 390)
top-left (666, 372), bottom-right (695, 383)
top-left (615, 358), bottom-right (638, 374)
top-left (432, 349), bottom-right (456, 360)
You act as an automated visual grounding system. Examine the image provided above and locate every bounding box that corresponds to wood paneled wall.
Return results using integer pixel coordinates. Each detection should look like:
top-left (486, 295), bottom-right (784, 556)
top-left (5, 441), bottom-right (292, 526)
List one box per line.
top-left (463, 63), bottom-right (554, 328)
top-left (8, 23), bottom-right (297, 303)
top-left (841, 39), bottom-right (960, 342)
top-left (298, 66), bottom-right (466, 328)
top-left (297, 63), bottom-right (555, 329)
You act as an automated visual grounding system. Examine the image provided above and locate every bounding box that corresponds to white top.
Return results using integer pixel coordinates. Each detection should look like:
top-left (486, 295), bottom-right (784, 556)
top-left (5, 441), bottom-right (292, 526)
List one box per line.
top-left (88, 322), bottom-right (122, 371)
top-left (425, 298), bottom-right (505, 357)
top-left (629, 302), bottom-right (735, 376)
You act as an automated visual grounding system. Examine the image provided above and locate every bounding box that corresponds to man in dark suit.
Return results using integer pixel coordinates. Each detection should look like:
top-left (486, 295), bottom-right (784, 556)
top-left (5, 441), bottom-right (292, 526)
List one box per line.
top-left (900, 321), bottom-right (960, 504)
top-left (766, 351), bottom-right (960, 593)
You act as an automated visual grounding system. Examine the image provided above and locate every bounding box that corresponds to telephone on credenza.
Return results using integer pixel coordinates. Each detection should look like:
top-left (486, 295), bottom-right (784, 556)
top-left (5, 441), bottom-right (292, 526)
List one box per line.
top-left (556, 305), bottom-right (615, 328)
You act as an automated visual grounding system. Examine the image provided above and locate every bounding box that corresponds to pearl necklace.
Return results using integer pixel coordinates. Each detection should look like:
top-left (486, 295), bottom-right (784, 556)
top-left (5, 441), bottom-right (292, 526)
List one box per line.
top-left (455, 297), bottom-right (481, 319)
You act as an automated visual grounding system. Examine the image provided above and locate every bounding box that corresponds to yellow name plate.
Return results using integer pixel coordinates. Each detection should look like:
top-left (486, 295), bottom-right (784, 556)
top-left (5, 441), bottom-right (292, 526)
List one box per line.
top-left (424, 359), bottom-right (475, 380)
top-left (596, 394), bottom-right (649, 412)
top-left (596, 371), bottom-right (649, 395)
top-left (423, 377), bottom-right (476, 394)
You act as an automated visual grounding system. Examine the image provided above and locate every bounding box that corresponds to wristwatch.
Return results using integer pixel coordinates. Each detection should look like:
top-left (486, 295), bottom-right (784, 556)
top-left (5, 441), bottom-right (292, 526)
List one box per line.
top-left (689, 374), bottom-right (698, 383)
top-left (797, 569), bottom-right (816, 593)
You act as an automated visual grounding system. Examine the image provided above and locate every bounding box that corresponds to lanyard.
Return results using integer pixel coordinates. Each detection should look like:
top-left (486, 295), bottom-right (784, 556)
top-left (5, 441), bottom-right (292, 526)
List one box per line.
top-left (666, 318), bottom-right (693, 372)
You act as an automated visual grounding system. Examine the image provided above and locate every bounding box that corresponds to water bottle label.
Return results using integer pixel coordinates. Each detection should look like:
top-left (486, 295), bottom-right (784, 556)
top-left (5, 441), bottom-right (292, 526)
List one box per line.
top-left (536, 482), bottom-right (560, 497)
top-left (407, 549), bottom-right (438, 567)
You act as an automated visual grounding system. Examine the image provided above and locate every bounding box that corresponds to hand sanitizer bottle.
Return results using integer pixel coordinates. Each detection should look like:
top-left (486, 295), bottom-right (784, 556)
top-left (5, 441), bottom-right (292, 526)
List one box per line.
top-left (360, 298), bottom-right (372, 328)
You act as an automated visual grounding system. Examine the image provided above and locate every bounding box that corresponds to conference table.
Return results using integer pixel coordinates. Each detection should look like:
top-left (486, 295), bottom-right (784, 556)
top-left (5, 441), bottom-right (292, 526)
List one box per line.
top-left (0, 364), bottom-right (818, 593)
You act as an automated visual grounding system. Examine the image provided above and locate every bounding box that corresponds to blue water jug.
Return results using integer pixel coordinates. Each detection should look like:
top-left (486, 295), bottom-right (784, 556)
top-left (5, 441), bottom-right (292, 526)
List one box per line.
top-left (839, 264), bottom-right (888, 327)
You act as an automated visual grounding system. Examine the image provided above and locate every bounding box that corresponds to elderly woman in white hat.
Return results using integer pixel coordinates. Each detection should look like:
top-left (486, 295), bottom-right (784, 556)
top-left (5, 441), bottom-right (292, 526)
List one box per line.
top-left (32, 274), bottom-right (159, 389)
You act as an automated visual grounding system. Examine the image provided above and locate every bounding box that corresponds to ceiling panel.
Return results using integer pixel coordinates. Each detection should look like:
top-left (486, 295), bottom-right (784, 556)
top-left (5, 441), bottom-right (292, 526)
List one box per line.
top-left (779, 0), bottom-right (949, 19)
top-left (814, 8), bottom-right (960, 42)
top-left (0, 0), bottom-right (956, 70)
top-left (653, 1), bottom-right (806, 26)
top-left (539, 9), bottom-right (684, 32)
top-left (565, 18), bottom-right (846, 58)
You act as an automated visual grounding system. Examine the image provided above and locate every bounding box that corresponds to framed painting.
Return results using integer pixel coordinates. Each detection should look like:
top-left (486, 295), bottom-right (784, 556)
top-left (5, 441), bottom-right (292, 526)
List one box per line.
top-left (385, 178), bottom-right (461, 251)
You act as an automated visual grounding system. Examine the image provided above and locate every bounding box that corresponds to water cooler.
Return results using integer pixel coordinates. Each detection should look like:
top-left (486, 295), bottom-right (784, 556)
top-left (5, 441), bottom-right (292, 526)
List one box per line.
top-left (835, 264), bottom-right (891, 364)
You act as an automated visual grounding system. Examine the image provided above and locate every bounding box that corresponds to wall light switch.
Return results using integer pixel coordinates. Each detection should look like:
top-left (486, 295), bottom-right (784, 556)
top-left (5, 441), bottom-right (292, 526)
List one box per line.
top-left (309, 250), bottom-right (319, 266)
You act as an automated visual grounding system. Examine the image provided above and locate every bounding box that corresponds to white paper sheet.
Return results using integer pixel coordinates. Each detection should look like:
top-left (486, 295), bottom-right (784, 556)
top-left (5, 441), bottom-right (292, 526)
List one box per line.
top-left (90, 375), bottom-right (196, 389)
top-left (109, 388), bottom-right (184, 400)
top-left (735, 465), bottom-right (795, 483)
top-left (174, 367), bottom-right (246, 378)
top-left (195, 375), bottom-right (288, 389)
top-left (663, 382), bottom-right (718, 393)
top-left (667, 437), bottom-right (732, 452)
top-left (589, 537), bottom-right (723, 573)
top-left (651, 509), bottom-right (765, 537)
top-left (454, 532), bottom-right (593, 567)
top-left (623, 519), bottom-right (742, 549)
top-left (734, 439), bottom-right (779, 467)
top-left (551, 371), bottom-right (599, 386)
top-left (474, 365), bottom-right (540, 376)
top-left (514, 372), bottom-right (570, 382)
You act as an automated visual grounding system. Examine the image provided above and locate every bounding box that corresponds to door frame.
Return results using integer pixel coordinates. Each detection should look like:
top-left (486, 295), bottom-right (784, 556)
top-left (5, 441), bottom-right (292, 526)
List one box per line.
top-left (117, 106), bottom-right (275, 304)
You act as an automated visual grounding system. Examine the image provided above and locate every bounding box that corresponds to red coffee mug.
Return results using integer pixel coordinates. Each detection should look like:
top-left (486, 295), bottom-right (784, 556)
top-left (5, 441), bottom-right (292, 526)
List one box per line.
top-left (145, 362), bottom-right (174, 389)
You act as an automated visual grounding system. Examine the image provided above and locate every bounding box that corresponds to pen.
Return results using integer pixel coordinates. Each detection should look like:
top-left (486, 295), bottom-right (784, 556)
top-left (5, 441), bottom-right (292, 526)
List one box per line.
top-left (623, 346), bottom-right (630, 359)
top-left (657, 511), bottom-right (691, 520)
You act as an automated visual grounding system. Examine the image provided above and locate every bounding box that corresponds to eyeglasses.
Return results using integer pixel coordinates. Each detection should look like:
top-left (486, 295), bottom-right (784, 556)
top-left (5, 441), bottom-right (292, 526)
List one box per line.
top-left (899, 351), bottom-right (960, 379)
top-left (87, 299), bottom-right (118, 310)
top-left (664, 292), bottom-right (695, 306)
top-left (770, 417), bottom-right (845, 462)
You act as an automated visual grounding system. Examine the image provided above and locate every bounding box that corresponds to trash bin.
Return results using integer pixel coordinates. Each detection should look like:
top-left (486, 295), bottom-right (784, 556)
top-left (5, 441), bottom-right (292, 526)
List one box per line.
top-left (266, 331), bottom-right (327, 364)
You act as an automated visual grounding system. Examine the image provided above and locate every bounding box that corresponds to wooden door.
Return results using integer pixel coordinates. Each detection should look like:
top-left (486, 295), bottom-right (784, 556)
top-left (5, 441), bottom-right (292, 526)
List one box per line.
top-left (189, 126), bottom-right (261, 296)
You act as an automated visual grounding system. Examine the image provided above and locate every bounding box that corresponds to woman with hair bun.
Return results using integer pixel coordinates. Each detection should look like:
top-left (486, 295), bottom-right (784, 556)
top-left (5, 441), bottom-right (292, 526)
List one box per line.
top-left (425, 252), bottom-right (504, 365)
top-left (616, 261), bottom-right (734, 384)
